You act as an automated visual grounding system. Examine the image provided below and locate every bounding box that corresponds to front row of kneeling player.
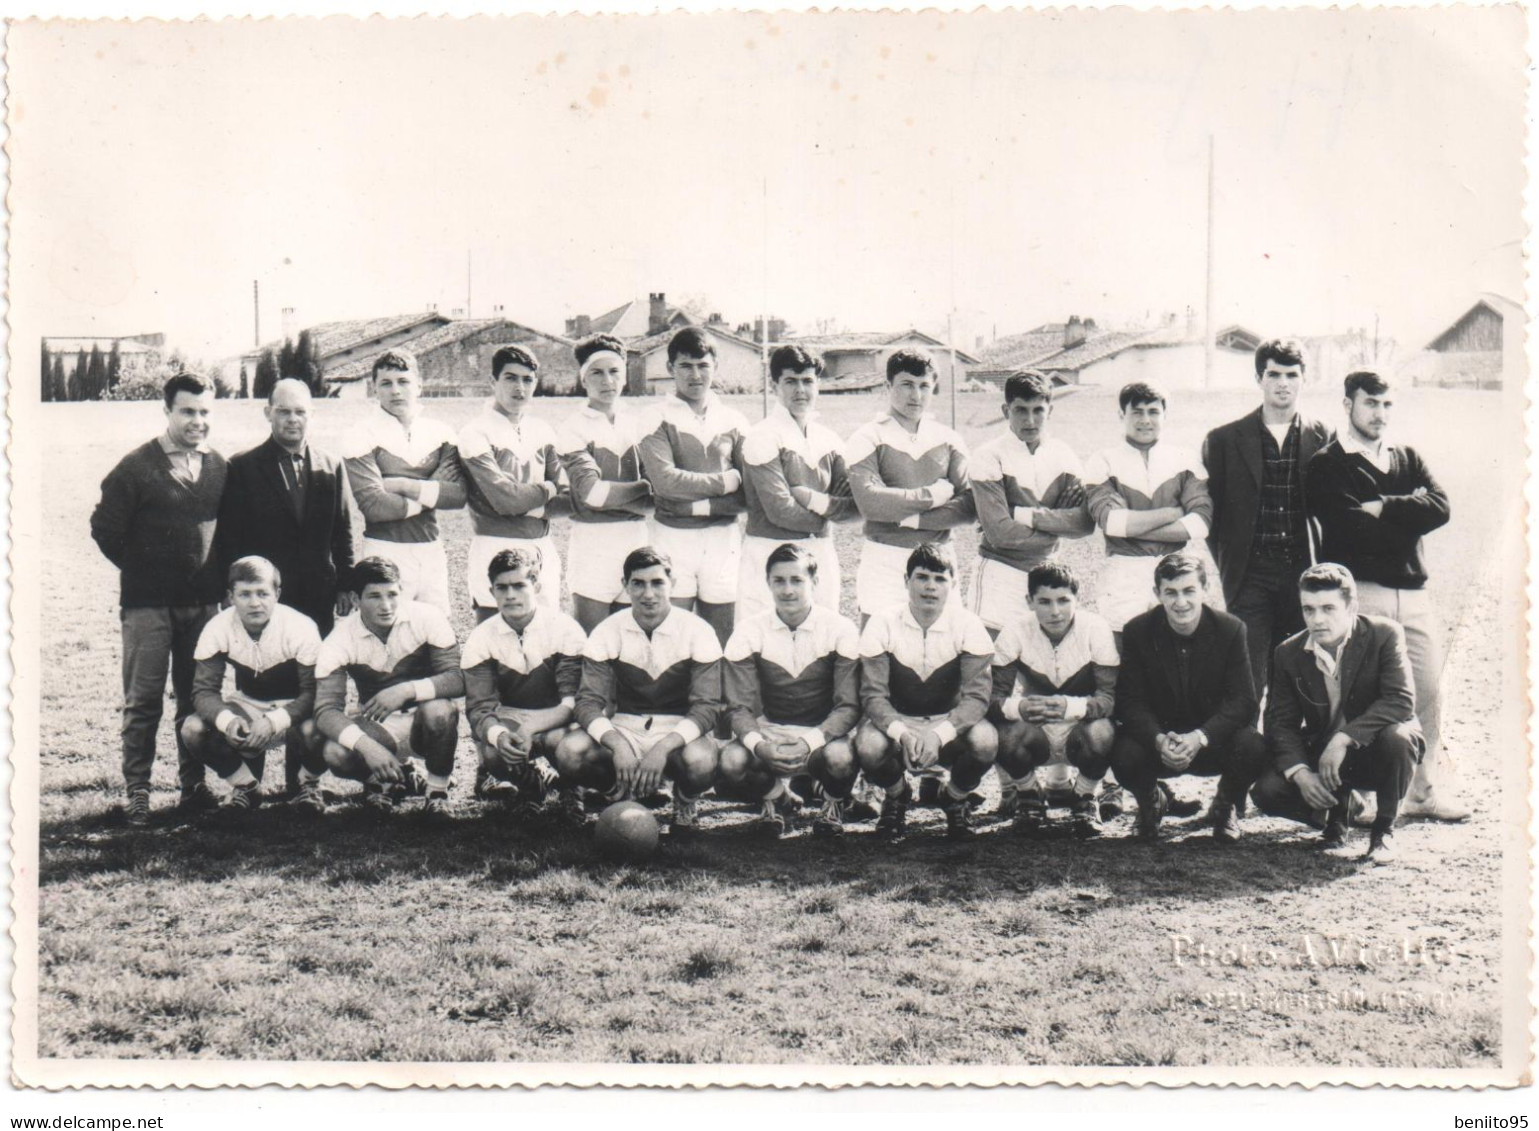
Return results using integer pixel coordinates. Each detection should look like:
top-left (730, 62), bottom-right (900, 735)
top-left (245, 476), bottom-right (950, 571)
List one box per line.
top-left (185, 539), bottom-right (1421, 860)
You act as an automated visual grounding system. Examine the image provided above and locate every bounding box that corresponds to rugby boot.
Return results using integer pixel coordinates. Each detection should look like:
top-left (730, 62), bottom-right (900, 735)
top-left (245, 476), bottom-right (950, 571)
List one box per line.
top-left (875, 782), bottom-right (912, 841)
top-left (1073, 793), bottom-right (1105, 839)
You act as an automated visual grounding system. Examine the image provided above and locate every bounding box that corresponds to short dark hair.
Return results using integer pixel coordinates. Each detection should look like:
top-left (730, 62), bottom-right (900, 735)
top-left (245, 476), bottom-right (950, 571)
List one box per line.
top-left (575, 334), bottom-right (627, 369)
top-left (1254, 338), bottom-right (1307, 378)
top-left (667, 327), bottom-right (716, 364)
top-left (905, 541), bottom-right (955, 579)
top-left (371, 350), bottom-right (418, 380)
top-left (492, 344), bottom-right (539, 376)
top-left (1118, 381), bottom-right (1167, 412)
top-left (488, 546), bottom-right (543, 585)
top-left (228, 555), bottom-right (281, 590)
top-left (1343, 370), bottom-right (1391, 400)
top-left (765, 541), bottom-right (819, 580)
top-left (1153, 552), bottom-right (1207, 589)
top-left (769, 344), bottom-right (824, 381)
top-left (622, 545), bottom-right (673, 582)
top-left (1003, 370), bottom-right (1053, 406)
top-left (886, 348), bottom-right (935, 382)
top-left (349, 556), bottom-right (403, 594)
top-left (163, 371), bottom-right (212, 407)
top-left (1299, 562), bottom-right (1356, 603)
top-left (1027, 561), bottom-right (1080, 597)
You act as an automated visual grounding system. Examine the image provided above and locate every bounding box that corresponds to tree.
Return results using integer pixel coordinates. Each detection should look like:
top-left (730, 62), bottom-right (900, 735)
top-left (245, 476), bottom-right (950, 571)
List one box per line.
top-left (295, 329), bottom-right (323, 393)
top-left (86, 344), bottom-right (107, 400)
top-left (69, 349), bottom-right (88, 401)
top-left (254, 348), bottom-right (279, 400)
top-left (278, 338), bottom-right (298, 382)
top-left (41, 341), bottom-right (52, 402)
top-left (50, 353), bottom-right (67, 402)
top-left (107, 340), bottom-right (123, 390)
top-left (239, 364), bottom-right (250, 399)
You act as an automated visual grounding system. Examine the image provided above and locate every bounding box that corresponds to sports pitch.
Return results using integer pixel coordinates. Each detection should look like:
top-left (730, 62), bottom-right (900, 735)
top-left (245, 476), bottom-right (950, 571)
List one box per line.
top-left (31, 384), bottom-right (1520, 1067)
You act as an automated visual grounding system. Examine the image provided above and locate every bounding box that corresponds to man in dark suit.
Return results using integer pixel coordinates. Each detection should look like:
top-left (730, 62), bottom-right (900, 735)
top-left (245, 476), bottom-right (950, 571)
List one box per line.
top-left (1251, 563), bottom-right (1422, 862)
top-left (1202, 339), bottom-right (1331, 698)
top-left (217, 378), bottom-right (355, 791)
top-left (1110, 552), bottom-right (1265, 843)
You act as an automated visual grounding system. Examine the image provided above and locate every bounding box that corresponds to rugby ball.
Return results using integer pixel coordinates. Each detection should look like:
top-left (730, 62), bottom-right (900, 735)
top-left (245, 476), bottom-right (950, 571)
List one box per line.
top-left (595, 800), bottom-right (660, 862)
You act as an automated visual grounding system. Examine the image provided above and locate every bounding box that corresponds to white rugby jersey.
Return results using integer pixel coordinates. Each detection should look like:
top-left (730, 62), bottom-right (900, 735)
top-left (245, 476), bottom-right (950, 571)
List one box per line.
top-left (574, 607), bottom-right (723, 745)
top-left (1084, 440), bottom-right (1212, 558)
top-left (555, 404), bottom-right (652, 524)
top-left (316, 600), bottom-right (459, 700)
top-left (991, 609), bottom-right (1118, 723)
top-left (723, 606), bottom-right (861, 743)
top-left (970, 433), bottom-right (1092, 572)
top-left (858, 601), bottom-right (993, 736)
top-left (462, 607), bottom-right (587, 744)
top-left (341, 406), bottom-right (464, 544)
top-left (191, 604), bottom-right (323, 729)
top-left (844, 414), bottom-right (974, 549)
top-left (640, 395), bottom-right (749, 529)
top-left (740, 405), bottom-right (856, 540)
top-left (456, 406), bottom-right (563, 539)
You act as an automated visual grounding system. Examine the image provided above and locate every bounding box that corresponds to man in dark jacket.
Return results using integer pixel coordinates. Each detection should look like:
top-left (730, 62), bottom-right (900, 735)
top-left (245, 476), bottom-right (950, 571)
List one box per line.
top-left (1202, 338), bottom-right (1331, 698)
top-left (217, 377), bottom-right (355, 794)
top-left (1110, 552), bottom-right (1265, 842)
top-left (90, 372), bottom-right (229, 824)
top-left (1251, 563), bottom-right (1423, 862)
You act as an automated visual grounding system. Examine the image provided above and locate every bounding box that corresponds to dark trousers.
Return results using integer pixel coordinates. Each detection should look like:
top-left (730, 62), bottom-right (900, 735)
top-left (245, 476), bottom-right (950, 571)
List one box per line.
top-left (1228, 554), bottom-right (1306, 700)
top-left (1251, 722), bottom-right (1422, 832)
top-left (120, 603), bottom-right (218, 792)
top-left (1109, 727), bottom-right (1268, 800)
top-left (282, 594), bottom-right (334, 790)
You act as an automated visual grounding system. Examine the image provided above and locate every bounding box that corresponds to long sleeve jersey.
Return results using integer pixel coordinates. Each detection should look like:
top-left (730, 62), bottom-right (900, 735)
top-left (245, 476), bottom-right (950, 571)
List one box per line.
top-left (574, 607), bottom-right (724, 745)
top-left (739, 404), bottom-right (858, 540)
top-left (554, 404), bottom-right (652, 525)
top-left (313, 601), bottom-right (464, 744)
top-left (844, 414), bottom-right (975, 550)
top-left (639, 395), bottom-right (748, 530)
top-left (971, 432), bottom-right (1093, 572)
top-left (191, 604), bottom-right (323, 733)
top-left (858, 602), bottom-right (993, 743)
top-left (1084, 439), bottom-right (1212, 558)
top-left (722, 606), bottom-right (862, 750)
top-left (460, 607), bottom-right (587, 745)
top-left (990, 608), bottom-right (1118, 724)
top-left (341, 407), bottom-right (466, 544)
top-left (456, 406), bottom-right (566, 539)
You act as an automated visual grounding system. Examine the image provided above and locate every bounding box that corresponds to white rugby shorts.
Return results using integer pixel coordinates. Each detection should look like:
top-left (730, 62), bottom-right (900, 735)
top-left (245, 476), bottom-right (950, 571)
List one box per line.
top-left (567, 519), bottom-right (650, 604)
top-left (856, 540), bottom-right (962, 618)
top-left (467, 533), bottom-right (562, 612)
top-left (969, 556), bottom-right (1034, 632)
top-left (735, 534), bottom-right (841, 623)
top-left (360, 537), bottom-right (450, 616)
top-left (649, 521), bottom-right (743, 604)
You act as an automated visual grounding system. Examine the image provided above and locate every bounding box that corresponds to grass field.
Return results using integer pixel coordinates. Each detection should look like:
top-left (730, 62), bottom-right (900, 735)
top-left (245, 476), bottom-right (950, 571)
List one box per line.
top-left (31, 383), bottom-right (1520, 1068)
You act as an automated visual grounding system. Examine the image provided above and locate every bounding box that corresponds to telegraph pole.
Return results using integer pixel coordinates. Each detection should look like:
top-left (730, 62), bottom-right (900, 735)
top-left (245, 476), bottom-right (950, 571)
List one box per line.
top-left (253, 280), bottom-right (260, 348)
top-left (1203, 135), bottom-right (1216, 389)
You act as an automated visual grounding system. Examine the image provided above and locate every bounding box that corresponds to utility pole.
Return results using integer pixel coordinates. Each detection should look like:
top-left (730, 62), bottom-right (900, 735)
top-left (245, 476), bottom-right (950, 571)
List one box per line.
top-left (466, 250), bottom-right (473, 320)
top-left (252, 280), bottom-right (260, 348)
top-left (761, 175), bottom-right (770, 417)
top-left (1203, 135), bottom-right (1215, 390)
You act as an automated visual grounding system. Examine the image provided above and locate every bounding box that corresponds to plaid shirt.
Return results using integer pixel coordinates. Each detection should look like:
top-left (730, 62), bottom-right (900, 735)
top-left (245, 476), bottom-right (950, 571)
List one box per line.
top-left (1253, 416), bottom-right (1309, 560)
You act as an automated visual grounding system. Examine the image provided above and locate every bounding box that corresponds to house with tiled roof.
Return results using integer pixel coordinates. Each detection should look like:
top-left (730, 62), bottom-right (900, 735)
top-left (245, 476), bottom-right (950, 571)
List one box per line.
top-left (1397, 293), bottom-right (1521, 391)
top-left (782, 328), bottom-right (980, 394)
top-left (321, 317), bottom-right (578, 398)
top-left (968, 316), bottom-right (1103, 388)
top-left (628, 320), bottom-right (766, 395)
top-left (565, 293), bottom-right (695, 342)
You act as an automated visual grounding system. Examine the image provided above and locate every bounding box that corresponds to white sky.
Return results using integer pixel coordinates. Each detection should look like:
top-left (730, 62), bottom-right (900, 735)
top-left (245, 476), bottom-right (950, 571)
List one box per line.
top-left (8, 5), bottom-right (1526, 363)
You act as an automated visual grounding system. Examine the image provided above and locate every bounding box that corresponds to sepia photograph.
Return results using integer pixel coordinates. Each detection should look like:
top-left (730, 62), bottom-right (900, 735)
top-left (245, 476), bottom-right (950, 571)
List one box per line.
top-left (5, 3), bottom-right (1531, 1092)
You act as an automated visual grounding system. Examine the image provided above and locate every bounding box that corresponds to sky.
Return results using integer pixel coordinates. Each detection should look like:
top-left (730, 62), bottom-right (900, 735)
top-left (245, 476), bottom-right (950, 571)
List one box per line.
top-left (9, 6), bottom-right (1526, 365)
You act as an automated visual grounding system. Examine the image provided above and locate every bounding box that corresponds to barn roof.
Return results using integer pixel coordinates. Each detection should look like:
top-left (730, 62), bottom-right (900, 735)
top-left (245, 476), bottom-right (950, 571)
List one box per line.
top-left (1424, 293), bottom-right (1523, 351)
top-left (322, 318), bottom-right (573, 386)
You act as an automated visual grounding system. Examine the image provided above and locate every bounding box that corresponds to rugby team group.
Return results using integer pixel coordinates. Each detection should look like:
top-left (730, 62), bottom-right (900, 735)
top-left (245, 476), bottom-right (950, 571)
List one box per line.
top-left (87, 326), bottom-right (1469, 861)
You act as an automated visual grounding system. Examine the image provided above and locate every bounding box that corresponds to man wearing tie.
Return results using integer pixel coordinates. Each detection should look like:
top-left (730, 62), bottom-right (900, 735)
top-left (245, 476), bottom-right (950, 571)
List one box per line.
top-left (217, 378), bottom-right (356, 793)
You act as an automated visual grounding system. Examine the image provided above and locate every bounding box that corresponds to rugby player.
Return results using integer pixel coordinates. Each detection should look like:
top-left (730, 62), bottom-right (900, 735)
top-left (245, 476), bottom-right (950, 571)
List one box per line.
top-left (559, 547), bottom-right (723, 838)
top-left (638, 327), bottom-right (749, 643)
top-left (457, 345), bottom-right (566, 622)
top-left (719, 543), bottom-right (862, 838)
top-left (182, 556), bottom-right (326, 813)
top-left (340, 351), bottom-right (465, 614)
top-left (313, 556), bottom-right (465, 815)
top-left (854, 542), bottom-right (998, 840)
top-left (461, 547), bottom-right (587, 823)
top-left (555, 334), bottom-right (655, 633)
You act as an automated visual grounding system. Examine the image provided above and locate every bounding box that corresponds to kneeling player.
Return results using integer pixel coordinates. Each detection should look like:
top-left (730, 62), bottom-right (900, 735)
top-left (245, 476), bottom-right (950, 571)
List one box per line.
top-left (558, 547), bottom-right (723, 837)
top-left (314, 556), bottom-right (465, 814)
top-left (718, 543), bottom-right (861, 838)
top-left (991, 562), bottom-right (1118, 838)
top-left (1110, 552), bottom-right (1265, 842)
top-left (854, 542), bottom-right (998, 840)
top-left (461, 547), bottom-right (588, 823)
top-left (182, 556), bottom-right (326, 813)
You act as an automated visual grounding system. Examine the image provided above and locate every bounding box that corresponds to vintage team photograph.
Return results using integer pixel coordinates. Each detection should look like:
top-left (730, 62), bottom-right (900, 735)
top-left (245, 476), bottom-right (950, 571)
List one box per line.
top-left (6, 5), bottom-right (1530, 1089)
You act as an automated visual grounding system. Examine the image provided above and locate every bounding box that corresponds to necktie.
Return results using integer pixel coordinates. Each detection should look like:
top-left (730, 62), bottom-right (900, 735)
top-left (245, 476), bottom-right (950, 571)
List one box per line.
top-left (285, 452), bottom-right (307, 519)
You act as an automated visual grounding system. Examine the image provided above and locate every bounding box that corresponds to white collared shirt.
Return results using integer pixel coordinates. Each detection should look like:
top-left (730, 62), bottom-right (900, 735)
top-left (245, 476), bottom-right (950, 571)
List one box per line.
top-left (1339, 430), bottom-right (1395, 474)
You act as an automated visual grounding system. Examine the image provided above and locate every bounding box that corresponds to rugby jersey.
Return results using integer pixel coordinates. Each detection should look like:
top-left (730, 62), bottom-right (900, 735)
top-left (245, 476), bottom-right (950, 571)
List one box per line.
top-left (191, 603), bottom-right (323, 731)
top-left (1084, 440), bottom-right (1212, 558)
top-left (314, 601), bottom-right (464, 741)
top-left (555, 404), bottom-right (652, 525)
top-left (990, 609), bottom-right (1118, 723)
top-left (739, 404), bottom-right (858, 541)
top-left (859, 602), bottom-right (993, 741)
top-left (457, 405), bottom-right (565, 540)
top-left (341, 407), bottom-right (466, 544)
top-left (639, 395), bottom-right (748, 529)
top-left (461, 607), bottom-right (587, 744)
top-left (970, 433), bottom-right (1093, 572)
top-left (723, 606), bottom-right (861, 749)
top-left (575, 607), bottom-right (723, 745)
top-left (844, 414), bottom-right (975, 549)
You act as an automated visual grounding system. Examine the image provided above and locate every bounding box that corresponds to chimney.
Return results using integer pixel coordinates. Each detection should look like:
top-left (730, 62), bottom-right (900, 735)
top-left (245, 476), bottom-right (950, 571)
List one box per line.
top-left (1185, 305), bottom-right (1197, 339)
top-left (493, 304), bottom-right (504, 316)
top-left (576, 314), bottom-right (592, 338)
top-left (281, 307), bottom-right (297, 341)
top-left (1084, 317), bottom-right (1097, 334)
top-left (769, 317), bottom-right (787, 343)
top-left (1064, 315), bottom-right (1086, 349)
top-left (451, 308), bottom-right (465, 319)
top-left (649, 292), bottom-right (668, 335)
top-left (565, 317), bottom-right (578, 336)
top-left (708, 312), bottom-right (723, 326)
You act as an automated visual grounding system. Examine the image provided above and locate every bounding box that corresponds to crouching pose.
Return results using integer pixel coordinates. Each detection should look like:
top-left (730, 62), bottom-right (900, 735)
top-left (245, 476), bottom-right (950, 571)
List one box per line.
top-left (182, 556), bottom-right (326, 813)
top-left (854, 543), bottom-right (998, 840)
top-left (461, 547), bottom-right (588, 824)
top-left (1250, 563), bottom-right (1421, 862)
top-left (313, 556), bottom-right (464, 815)
top-left (1110, 552), bottom-right (1266, 843)
top-left (991, 562), bottom-right (1118, 839)
top-left (718, 543), bottom-right (862, 839)
top-left (560, 547), bottom-right (723, 838)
